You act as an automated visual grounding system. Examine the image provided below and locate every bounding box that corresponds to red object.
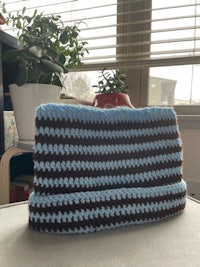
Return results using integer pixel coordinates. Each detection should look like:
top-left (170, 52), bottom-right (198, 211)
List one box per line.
top-left (93, 92), bottom-right (134, 108)
top-left (0, 13), bottom-right (5, 25)
top-left (10, 185), bottom-right (17, 203)
top-left (10, 182), bottom-right (30, 203)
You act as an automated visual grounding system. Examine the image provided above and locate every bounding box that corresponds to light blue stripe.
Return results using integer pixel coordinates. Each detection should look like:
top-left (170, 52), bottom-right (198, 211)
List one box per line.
top-left (36, 104), bottom-right (177, 124)
top-left (34, 138), bottom-right (182, 156)
top-left (29, 180), bottom-right (187, 208)
top-left (34, 166), bottom-right (182, 188)
top-left (35, 124), bottom-right (178, 139)
top-left (34, 152), bottom-right (183, 172)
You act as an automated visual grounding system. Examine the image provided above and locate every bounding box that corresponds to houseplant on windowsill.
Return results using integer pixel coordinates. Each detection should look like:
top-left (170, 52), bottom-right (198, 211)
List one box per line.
top-left (92, 68), bottom-right (134, 108)
top-left (1, 6), bottom-right (88, 141)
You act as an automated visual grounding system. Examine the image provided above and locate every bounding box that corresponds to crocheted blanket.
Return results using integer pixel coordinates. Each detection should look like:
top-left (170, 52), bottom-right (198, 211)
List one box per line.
top-left (29, 104), bottom-right (187, 234)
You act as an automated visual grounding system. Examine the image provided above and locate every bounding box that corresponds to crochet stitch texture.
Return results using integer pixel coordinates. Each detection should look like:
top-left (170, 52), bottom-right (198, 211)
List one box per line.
top-left (29, 104), bottom-right (187, 234)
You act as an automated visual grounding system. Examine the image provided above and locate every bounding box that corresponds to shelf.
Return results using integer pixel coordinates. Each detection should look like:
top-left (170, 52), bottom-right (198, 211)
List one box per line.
top-left (0, 32), bottom-right (19, 155)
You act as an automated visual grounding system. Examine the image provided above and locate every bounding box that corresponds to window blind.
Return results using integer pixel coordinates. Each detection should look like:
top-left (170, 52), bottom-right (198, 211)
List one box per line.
top-left (2, 0), bottom-right (200, 70)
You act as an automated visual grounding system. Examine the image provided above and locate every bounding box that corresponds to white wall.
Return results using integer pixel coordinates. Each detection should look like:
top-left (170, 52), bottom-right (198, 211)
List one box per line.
top-left (178, 116), bottom-right (200, 183)
top-left (181, 129), bottom-right (200, 182)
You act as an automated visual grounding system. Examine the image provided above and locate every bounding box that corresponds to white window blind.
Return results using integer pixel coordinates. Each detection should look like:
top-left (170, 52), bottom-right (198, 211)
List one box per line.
top-left (2, 0), bottom-right (200, 70)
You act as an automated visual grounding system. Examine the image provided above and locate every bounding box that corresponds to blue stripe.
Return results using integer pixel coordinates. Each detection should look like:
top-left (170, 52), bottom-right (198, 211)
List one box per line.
top-left (29, 180), bottom-right (187, 207)
top-left (34, 152), bottom-right (183, 172)
top-left (35, 125), bottom-right (179, 139)
top-left (34, 139), bottom-right (182, 156)
top-left (36, 104), bottom-right (177, 124)
top-left (59, 211), bottom-right (182, 234)
top-left (34, 166), bottom-right (182, 188)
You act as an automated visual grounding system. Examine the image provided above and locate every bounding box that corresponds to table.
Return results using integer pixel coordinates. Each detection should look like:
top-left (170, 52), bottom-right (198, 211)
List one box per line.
top-left (0, 198), bottom-right (199, 267)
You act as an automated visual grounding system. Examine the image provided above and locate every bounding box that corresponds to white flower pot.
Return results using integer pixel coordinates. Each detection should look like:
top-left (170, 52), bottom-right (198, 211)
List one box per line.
top-left (9, 83), bottom-right (61, 141)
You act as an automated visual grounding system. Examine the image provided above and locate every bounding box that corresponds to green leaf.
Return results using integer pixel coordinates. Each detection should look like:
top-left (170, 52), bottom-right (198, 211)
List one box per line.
top-left (19, 33), bottom-right (31, 44)
top-left (22, 7), bottom-right (26, 15)
top-left (60, 31), bottom-right (68, 44)
top-left (72, 31), bottom-right (78, 38)
top-left (28, 65), bottom-right (40, 83)
top-left (28, 46), bottom-right (42, 57)
top-left (45, 47), bottom-right (58, 58)
top-left (58, 53), bottom-right (66, 65)
top-left (40, 59), bottom-right (64, 73)
top-left (2, 3), bottom-right (6, 14)
top-left (27, 17), bottom-right (32, 23)
top-left (16, 20), bottom-right (21, 29)
top-left (39, 73), bottom-right (52, 84)
top-left (52, 74), bottom-right (63, 87)
top-left (32, 9), bottom-right (37, 18)
top-left (1, 49), bottom-right (21, 62)
top-left (17, 63), bottom-right (28, 86)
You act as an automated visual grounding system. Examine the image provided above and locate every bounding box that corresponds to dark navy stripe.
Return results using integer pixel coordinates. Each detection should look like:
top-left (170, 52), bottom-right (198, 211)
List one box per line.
top-left (36, 117), bottom-right (177, 131)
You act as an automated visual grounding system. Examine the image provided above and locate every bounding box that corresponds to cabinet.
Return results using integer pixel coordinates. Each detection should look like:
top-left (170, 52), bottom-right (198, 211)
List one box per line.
top-left (0, 31), bottom-right (19, 156)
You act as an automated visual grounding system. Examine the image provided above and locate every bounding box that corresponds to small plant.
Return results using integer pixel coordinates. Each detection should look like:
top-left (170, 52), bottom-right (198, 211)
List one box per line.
top-left (1, 5), bottom-right (88, 87)
top-left (93, 68), bottom-right (129, 94)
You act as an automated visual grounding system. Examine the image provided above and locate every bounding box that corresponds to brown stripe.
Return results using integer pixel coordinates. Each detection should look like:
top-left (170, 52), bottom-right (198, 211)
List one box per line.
top-left (29, 203), bottom-right (186, 233)
top-left (36, 117), bottom-right (177, 132)
top-left (35, 132), bottom-right (180, 147)
top-left (29, 191), bottom-right (186, 214)
top-left (34, 174), bottom-right (183, 195)
top-left (34, 145), bottom-right (182, 163)
top-left (34, 159), bottom-right (183, 180)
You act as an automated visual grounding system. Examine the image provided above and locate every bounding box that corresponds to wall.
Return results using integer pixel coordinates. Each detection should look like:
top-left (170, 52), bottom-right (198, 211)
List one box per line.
top-left (178, 116), bottom-right (200, 199)
top-left (178, 116), bottom-right (200, 183)
top-left (181, 129), bottom-right (200, 182)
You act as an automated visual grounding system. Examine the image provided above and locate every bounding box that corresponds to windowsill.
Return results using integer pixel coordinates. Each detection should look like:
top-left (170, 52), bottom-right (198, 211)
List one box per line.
top-left (174, 105), bottom-right (200, 116)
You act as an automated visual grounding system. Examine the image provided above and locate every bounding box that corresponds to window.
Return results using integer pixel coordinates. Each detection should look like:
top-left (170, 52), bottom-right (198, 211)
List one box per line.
top-left (1, 0), bottom-right (200, 113)
top-left (149, 65), bottom-right (200, 106)
top-left (148, 0), bottom-right (200, 111)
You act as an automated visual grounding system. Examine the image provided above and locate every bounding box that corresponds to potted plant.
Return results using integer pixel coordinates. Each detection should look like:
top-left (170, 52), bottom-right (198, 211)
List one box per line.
top-left (1, 5), bottom-right (88, 140)
top-left (0, 12), bottom-right (5, 29)
top-left (92, 68), bottom-right (134, 108)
